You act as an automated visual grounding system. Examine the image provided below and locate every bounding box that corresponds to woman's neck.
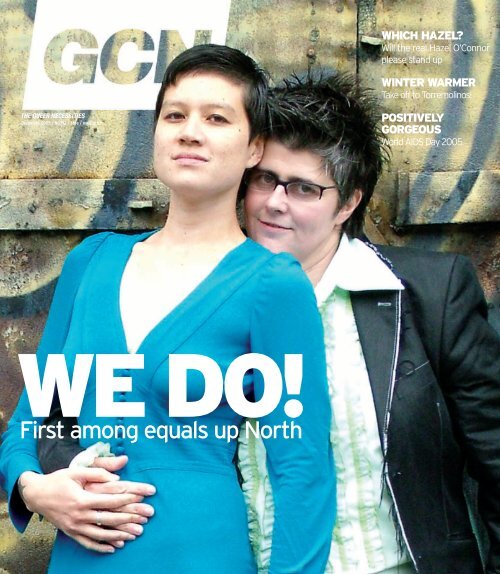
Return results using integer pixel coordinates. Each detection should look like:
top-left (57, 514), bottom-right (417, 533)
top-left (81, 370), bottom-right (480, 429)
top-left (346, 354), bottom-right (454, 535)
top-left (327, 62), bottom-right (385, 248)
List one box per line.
top-left (151, 193), bottom-right (245, 250)
top-left (303, 234), bottom-right (342, 287)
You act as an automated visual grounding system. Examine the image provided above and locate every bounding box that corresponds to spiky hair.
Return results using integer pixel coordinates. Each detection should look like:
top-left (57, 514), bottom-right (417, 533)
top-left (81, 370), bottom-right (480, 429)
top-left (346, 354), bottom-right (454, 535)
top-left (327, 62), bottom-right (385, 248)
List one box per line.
top-left (268, 72), bottom-right (390, 237)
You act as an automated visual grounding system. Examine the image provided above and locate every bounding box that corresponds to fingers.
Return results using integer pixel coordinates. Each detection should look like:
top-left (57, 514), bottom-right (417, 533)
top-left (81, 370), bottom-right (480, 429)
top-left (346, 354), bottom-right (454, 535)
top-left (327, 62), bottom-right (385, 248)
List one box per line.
top-left (84, 509), bottom-right (149, 528)
top-left (25, 466), bottom-right (155, 554)
top-left (63, 515), bottom-right (141, 545)
top-left (71, 534), bottom-right (117, 554)
top-left (70, 467), bottom-right (120, 486)
top-left (79, 523), bottom-right (138, 543)
top-left (92, 455), bottom-right (129, 473)
top-left (85, 479), bottom-right (156, 497)
top-left (113, 522), bottom-right (149, 536)
top-left (69, 525), bottom-right (136, 551)
top-left (112, 502), bottom-right (155, 518)
top-left (89, 492), bottom-right (146, 510)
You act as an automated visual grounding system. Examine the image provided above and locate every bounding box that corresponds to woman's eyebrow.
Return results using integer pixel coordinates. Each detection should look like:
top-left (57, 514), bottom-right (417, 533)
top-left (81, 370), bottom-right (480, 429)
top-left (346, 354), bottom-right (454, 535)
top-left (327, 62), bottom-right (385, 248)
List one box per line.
top-left (161, 100), bottom-right (238, 114)
top-left (256, 167), bottom-right (318, 184)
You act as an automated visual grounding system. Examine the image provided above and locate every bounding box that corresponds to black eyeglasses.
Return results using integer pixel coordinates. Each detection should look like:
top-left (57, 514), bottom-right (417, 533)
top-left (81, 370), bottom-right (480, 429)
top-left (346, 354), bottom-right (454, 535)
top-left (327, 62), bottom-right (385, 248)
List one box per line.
top-left (246, 169), bottom-right (339, 202)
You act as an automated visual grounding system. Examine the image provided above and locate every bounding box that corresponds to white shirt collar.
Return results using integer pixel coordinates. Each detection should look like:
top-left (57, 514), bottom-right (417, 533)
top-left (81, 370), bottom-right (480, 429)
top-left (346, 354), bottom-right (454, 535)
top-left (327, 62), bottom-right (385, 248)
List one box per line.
top-left (315, 235), bottom-right (404, 306)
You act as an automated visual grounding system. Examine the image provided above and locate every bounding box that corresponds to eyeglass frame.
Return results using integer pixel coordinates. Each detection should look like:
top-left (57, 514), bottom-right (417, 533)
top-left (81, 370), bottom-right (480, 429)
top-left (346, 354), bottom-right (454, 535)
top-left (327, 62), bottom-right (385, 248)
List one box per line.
top-left (245, 168), bottom-right (340, 201)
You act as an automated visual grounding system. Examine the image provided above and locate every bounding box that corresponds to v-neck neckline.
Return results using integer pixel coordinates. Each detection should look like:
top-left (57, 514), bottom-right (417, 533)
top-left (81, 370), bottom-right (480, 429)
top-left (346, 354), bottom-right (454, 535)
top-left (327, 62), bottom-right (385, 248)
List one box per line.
top-left (115, 231), bottom-right (250, 355)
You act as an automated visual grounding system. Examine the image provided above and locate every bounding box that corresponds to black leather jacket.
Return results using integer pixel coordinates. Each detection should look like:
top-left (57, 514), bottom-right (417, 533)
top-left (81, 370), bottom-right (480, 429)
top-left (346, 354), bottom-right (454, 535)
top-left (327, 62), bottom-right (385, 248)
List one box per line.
top-left (350, 245), bottom-right (500, 574)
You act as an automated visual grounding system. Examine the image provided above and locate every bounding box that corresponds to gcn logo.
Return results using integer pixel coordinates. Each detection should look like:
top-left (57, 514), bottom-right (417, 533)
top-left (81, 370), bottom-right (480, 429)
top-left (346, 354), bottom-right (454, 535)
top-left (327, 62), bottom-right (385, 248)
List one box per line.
top-left (23, 0), bottom-right (231, 110)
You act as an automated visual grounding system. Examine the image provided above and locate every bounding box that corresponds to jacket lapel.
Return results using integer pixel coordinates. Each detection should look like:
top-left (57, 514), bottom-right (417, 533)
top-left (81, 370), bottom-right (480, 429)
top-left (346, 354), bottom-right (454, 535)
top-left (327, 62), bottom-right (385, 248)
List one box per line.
top-left (351, 290), bottom-right (400, 445)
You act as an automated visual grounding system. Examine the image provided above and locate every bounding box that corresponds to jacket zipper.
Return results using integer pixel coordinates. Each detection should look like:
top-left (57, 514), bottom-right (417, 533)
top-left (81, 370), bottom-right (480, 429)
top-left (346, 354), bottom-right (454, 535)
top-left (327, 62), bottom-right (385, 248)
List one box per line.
top-left (382, 290), bottom-right (420, 573)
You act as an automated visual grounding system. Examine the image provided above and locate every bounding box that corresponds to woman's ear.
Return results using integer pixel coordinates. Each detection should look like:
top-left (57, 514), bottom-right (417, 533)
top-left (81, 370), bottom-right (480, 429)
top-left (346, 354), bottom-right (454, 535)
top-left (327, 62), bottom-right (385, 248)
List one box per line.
top-left (246, 136), bottom-right (265, 168)
top-left (336, 188), bottom-right (363, 225)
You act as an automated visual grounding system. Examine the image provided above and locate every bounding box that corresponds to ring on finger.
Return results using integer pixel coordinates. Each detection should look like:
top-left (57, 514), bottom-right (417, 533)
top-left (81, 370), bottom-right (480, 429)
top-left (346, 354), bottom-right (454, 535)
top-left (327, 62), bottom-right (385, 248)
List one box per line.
top-left (96, 510), bottom-right (102, 527)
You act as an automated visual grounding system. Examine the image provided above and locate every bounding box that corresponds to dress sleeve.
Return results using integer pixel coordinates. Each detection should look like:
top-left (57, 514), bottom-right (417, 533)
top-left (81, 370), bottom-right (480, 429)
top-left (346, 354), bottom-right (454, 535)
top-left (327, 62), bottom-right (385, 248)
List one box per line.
top-left (249, 254), bottom-right (336, 574)
top-left (439, 255), bottom-right (500, 574)
top-left (0, 232), bottom-right (111, 532)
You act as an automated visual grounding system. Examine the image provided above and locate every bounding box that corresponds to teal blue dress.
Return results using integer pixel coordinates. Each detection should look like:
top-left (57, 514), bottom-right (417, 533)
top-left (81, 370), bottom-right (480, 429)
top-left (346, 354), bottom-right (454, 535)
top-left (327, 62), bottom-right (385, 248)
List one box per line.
top-left (0, 231), bottom-right (335, 574)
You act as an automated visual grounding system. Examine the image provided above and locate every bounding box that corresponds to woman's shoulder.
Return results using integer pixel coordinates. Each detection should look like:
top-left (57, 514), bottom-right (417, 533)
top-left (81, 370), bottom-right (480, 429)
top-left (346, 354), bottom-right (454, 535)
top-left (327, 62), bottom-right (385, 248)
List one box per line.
top-left (61, 231), bottom-right (111, 268)
top-left (66, 230), bottom-right (154, 263)
top-left (243, 238), bottom-right (301, 270)
top-left (243, 240), bottom-right (314, 299)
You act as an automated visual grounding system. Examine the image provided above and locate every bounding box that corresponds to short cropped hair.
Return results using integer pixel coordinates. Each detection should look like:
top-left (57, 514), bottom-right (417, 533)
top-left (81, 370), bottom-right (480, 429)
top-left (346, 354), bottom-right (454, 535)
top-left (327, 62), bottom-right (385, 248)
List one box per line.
top-left (154, 44), bottom-right (269, 141)
top-left (268, 73), bottom-right (390, 237)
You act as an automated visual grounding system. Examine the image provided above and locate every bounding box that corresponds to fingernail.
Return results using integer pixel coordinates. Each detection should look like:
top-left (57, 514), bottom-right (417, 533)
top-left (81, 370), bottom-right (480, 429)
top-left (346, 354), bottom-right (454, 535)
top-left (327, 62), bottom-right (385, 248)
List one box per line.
top-left (145, 507), bottom-right (155, 517)
top-left (116, 541), bottom-right (125, 548)
top-left (139, 517), bottom-right (148, 524)
top-left (133, 525), bottom-right (143, 535)
top-left (145, 487), bottom-right (156, 495)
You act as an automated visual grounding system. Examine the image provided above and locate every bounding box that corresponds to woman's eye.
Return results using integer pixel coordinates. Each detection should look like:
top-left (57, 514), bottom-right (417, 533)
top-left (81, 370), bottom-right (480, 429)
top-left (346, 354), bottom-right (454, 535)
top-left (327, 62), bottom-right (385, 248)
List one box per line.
top-left (208, 114), bottom-right (228, 124)
top-left (295, 183), bottom-right (319, 195)
top-left (164, 112), bottom-right (184, 121)
top-left (253, 172), bottom-right (275, 186)
top-left (261, 173), bottom-right (276, 184)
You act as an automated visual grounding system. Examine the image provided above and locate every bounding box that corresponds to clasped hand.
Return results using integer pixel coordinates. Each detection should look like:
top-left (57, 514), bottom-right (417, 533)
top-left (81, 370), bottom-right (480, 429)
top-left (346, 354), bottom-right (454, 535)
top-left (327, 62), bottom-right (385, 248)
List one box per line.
top-left (18, 456), bottom-right (155, 553)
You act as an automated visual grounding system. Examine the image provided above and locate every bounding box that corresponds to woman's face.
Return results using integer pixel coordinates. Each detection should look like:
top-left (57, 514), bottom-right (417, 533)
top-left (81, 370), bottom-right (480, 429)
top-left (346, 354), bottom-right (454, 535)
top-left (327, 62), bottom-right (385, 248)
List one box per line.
top-left (154, 72), bottom-right (263, 202)
top-left (245, 140), bottom-right (360, 269)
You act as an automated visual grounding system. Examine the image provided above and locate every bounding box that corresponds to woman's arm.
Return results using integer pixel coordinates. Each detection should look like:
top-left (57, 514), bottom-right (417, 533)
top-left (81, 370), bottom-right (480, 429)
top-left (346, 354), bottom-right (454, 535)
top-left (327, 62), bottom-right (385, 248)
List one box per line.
top-left (438, 255), bottom-right (500, 574)
top-left (249, 254), bottom-right (335, 573)
top-left (0, 233), bottom-right (156, 551)
top-left (0, 233), bottom-right (111, 530)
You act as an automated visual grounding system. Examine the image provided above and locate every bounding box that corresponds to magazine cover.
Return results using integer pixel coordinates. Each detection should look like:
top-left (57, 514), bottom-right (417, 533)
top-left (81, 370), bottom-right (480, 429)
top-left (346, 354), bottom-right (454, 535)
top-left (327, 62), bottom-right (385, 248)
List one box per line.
top-left (0, 1), bottom-right (498, 573)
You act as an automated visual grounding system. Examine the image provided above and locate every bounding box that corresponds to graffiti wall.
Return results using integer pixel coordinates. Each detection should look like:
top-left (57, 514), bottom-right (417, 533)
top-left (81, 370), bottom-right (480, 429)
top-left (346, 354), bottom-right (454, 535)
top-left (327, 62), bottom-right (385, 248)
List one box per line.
top-left (0, 0), bottom-right (498, 571)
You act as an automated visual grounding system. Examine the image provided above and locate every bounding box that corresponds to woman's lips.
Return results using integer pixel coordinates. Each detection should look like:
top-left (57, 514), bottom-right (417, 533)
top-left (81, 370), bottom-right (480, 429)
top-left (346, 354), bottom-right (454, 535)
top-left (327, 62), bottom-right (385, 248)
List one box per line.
top-left (259, 219), bottom-right (291, 231)
top-left (173, 153), bottom-right (208, 165)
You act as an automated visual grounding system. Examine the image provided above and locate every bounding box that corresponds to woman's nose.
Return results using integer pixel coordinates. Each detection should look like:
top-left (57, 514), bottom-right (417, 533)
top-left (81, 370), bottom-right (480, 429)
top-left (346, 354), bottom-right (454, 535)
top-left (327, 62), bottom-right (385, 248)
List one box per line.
top-left (264, 184), bottom-right (289, 212)
top-left (178, 116), bottom-right (204, 143)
